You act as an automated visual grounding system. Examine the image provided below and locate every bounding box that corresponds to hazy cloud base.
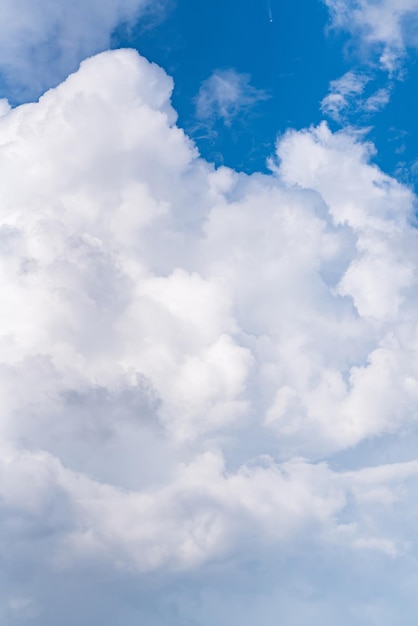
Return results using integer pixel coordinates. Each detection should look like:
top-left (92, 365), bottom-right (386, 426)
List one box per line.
top-left (1, 48), bottom-right (418, 623)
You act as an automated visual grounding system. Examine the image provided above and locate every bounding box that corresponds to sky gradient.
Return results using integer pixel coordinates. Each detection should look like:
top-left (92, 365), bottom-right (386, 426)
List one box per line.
top-left (1, 1), bottom-right (418, 624)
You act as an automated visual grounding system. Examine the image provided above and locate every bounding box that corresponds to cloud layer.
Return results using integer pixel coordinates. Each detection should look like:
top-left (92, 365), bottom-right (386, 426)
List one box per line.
top-left (1, 49), bottom-right (418, 623)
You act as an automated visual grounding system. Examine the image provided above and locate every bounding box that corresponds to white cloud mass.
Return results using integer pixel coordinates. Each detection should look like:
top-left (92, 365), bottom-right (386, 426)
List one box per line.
top-left (1, 49), bottom-right (418, 623)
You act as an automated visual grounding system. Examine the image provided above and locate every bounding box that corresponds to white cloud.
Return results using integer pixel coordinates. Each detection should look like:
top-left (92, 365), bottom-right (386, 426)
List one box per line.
top-left (325, 0), bottom-right (418, 71)
top-left (321, 70), bottom-right (369, 121)
top-left (1, 48), bottom-right (418, 622)
top-left (0, 0), bottom-right (160, 99)
top-left (321, 70), bottom-right (391, 121)
top-left (363, 86), bottom-right (391, 111)
top-left (195, 69), bottom-right (268, 127)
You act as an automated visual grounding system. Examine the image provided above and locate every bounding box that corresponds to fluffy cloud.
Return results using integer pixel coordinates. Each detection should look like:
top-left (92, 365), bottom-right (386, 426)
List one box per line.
top-left (1, 48), bottom-right (418, 622)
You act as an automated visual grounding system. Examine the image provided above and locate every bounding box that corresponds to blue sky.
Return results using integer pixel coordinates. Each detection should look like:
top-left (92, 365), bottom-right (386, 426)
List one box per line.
top-left (110, 0), bottom-right (418, 182)
top-left (1, 1), bottom-right (418, 625)
top-left (114, 0), bottom-right (347, 171)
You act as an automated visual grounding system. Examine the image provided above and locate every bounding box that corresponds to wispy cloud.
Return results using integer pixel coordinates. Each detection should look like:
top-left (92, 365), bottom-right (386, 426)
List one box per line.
top-left (321, 70), bottom-right (370, 121)
top-left (325, 0), bottom-right (418, 72)
top-left (363, 86), bottom-right (391, 111)
top-left (195, 68), bottom-right (268, 127)
top-left (321, 70), bottom-right (391, 122)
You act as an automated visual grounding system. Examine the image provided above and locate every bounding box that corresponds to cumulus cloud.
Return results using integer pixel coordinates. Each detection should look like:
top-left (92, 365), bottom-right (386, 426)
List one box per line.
top-left (195, 68), bottom-right (268, 127)
top-left (0, 0), bottom-right (161, 99)
top-left (1, 48), bottom-right (418, 622)
top-left (325, 0), bottom-right (418, 71)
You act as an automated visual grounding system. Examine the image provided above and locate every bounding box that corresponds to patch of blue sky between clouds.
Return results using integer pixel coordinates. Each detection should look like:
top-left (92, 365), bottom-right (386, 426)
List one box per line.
top-left (110, 0), bottom-right (418, 185)
top-left (113, 0), bottom-right (347, 172)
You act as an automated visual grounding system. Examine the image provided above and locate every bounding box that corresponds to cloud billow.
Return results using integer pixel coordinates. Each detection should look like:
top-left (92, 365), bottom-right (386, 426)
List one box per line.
top-left (1, 48), bottom-right (418, 623)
